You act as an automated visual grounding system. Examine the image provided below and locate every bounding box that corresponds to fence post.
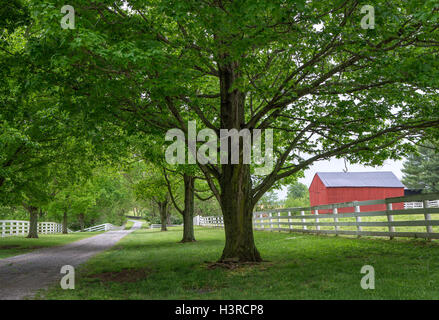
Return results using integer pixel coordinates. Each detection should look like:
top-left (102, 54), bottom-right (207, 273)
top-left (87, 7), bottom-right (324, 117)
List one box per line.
top-left (333, 207), bottom-right (339, 236)
top-left (386, 202), bottom-right (395, 240)
top-left (277, 212), bottom-right (281, 232)
top-left (355, 203), bottom-right (362, 238)
top-left (269, 213), bottom-right (273, 231)
top-left (288, 211), bottom-right (292, 232)
top-left (314, 209), bottom-right (320, 231)
top-left (301, 210), bottom-right (307, 231)
top-left (1, 221), bottom-right (4, 237)
top-left (423, 200), bottom-right (433, 241)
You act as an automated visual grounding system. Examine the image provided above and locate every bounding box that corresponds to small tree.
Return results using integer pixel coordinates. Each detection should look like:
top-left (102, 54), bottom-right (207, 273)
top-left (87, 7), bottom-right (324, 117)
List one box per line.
top-left (134, 164), bottom-right (172, 231)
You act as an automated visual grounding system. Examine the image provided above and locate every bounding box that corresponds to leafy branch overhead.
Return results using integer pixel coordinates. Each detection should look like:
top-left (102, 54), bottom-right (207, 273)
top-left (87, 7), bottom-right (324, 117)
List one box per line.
top-left (5, 0), bottom-right (439, 261)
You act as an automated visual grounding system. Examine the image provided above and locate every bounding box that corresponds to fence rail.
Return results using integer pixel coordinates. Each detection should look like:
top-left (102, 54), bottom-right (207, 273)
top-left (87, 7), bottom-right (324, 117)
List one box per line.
top-left (0, 221), bottom-right (63, 237)
top-left (79, 223), bottom-right (114, 232)
top-left (198, 216), bottom-right (224, 228)
top-left (197, 192), bottom-right (439, 240)
top-left (1, 221), bottom-right (116, 237)
top-left (404, 200), bottom-right (439, 209)
top-left (150, 224), bottom-right (183, 229)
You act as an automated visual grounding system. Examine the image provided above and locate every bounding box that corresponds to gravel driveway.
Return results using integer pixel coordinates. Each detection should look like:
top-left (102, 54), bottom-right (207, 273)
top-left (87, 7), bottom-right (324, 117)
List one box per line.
top-left (0, 220), bottom-right (142, 300)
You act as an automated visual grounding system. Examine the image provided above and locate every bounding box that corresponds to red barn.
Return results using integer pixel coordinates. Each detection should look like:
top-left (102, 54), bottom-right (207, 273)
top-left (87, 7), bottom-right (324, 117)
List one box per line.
top-left (309, 172), bottom-right (405, 213)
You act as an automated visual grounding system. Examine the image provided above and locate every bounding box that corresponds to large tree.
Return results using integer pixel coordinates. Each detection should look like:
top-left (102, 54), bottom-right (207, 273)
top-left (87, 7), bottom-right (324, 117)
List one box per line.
top-left (27, 0), bottom-right (439, 261)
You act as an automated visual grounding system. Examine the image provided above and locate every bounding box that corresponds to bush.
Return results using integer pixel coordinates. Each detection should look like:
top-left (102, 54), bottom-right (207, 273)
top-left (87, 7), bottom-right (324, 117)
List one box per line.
top-left (169, 215), bottom-right (182, 225)
top-left (146, 214), bottom-right (182, 225)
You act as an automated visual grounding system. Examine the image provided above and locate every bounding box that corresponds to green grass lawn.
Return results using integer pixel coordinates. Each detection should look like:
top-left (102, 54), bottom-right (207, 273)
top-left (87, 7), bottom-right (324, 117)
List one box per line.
top-left (0, 232), bottom-right (103, 259)
top-left (40, 226), bottom-right (439, 300)
top-left (124, 220), bottom-right (134, 230)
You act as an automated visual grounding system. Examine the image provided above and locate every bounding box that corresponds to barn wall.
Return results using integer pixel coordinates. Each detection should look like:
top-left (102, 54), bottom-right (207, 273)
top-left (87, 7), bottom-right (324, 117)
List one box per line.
top-left (308, 173), bottom-right (405, 213)
top-left (309, 175), bottom-right (328, 210)
top-left (326, 187), bottom-right (404, 213)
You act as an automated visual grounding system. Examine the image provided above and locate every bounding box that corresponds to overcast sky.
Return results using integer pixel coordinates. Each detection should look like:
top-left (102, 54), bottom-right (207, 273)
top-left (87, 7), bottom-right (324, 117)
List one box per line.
top-left (276, 157), bottom-right (405, 200)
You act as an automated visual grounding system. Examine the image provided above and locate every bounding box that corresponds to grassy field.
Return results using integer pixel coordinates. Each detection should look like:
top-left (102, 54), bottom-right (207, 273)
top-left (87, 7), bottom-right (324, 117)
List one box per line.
top-left (40, 226), bottom-right (439, 300)
top-left (0, 232), bottom-right (103, 259)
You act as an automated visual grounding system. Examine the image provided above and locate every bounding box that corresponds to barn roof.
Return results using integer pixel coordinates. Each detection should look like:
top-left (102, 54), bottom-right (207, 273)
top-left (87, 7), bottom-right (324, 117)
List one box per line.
top-left (316, 172), bottom-right (405, 188)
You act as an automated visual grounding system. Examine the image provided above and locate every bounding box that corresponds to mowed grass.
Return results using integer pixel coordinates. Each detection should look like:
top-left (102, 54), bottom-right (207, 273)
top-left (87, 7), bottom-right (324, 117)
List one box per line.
top-left (124, 220), bottom-right (134, 230)
top-left (41, 226), bottom-right (439, 300)
top-left (0, 232), bottom-right (103, 259)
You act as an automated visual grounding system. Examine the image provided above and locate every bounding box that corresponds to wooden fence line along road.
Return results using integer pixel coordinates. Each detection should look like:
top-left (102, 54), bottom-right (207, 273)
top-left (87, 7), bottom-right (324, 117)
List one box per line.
top-left (0, 221), bottom-right (64, 237)
top-left (198, 192), bottom-right (439, 240)
top-left (1, 221), bottom-right (117, 237)
top-left (72, 223), bottom-right (116, 232)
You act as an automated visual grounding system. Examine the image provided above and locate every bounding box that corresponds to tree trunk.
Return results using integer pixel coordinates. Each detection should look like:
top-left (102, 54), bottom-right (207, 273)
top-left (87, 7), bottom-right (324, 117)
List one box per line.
top-left (219, 164), bottom-right (261, 262)
top-left (26, 205), bottom-right (39, 238)
top-left (217, 60), bottom-right (262, 262)
top-left (181, 173), bottom-right (196, 242)
top-left (62, 210), bottom-right (68, 234)
top-left (79, 213), bottom-right (85, 232)
top-left (158, 201), bottom-right (168, 231)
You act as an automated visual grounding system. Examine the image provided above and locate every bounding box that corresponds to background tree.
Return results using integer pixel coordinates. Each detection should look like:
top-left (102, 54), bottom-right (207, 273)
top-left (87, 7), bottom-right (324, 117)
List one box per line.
top-left (256, 191), bottom-right (280, 210)
top-left (402, 141), bottom-right (439, 193)
top-left (133, 163), bottom-right (173, 231)
top-left (163, 165), bottom-right (215, 242)
top-left (284, 182), bottom-right (310, 208)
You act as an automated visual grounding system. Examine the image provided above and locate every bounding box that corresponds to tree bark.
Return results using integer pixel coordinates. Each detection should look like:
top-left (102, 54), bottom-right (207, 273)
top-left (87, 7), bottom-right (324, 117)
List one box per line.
top-left (219, 164), bottom-right (261, 262)
top-left (62, 210), bottom-right (68, 234)
top-left (158, 201), bottom-right (168, 231)
top-left (217, 60), bottom-right (262, 262)
top-left (26, 205), bottom-right (39, 238)
top-left (79, 213), bottom-right (85, 232)
top-left (181, 173), bottom-right (196, 242)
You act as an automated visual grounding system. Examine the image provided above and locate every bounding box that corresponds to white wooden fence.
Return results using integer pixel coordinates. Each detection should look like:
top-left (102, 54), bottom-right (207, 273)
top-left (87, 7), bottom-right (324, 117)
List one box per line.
top-left (198, 216), bottom-right (224, 228)
top-left (198, 192), bottom-right (439, 240)
top-left (0, 221), bottom-right (63, 237)
top-left (73, 223), bottom-right (115, 232)
top-left (404, 200), bottom-right (439, 209)
top-left (150, 224), bottom-right (183, 229)
top-left (1, 221), bottom-right (117, 237)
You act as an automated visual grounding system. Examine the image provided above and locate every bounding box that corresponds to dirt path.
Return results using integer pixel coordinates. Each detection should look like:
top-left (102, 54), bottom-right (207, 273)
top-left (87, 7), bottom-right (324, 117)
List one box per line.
top-left (0, 220), bottom-right (142, 300)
